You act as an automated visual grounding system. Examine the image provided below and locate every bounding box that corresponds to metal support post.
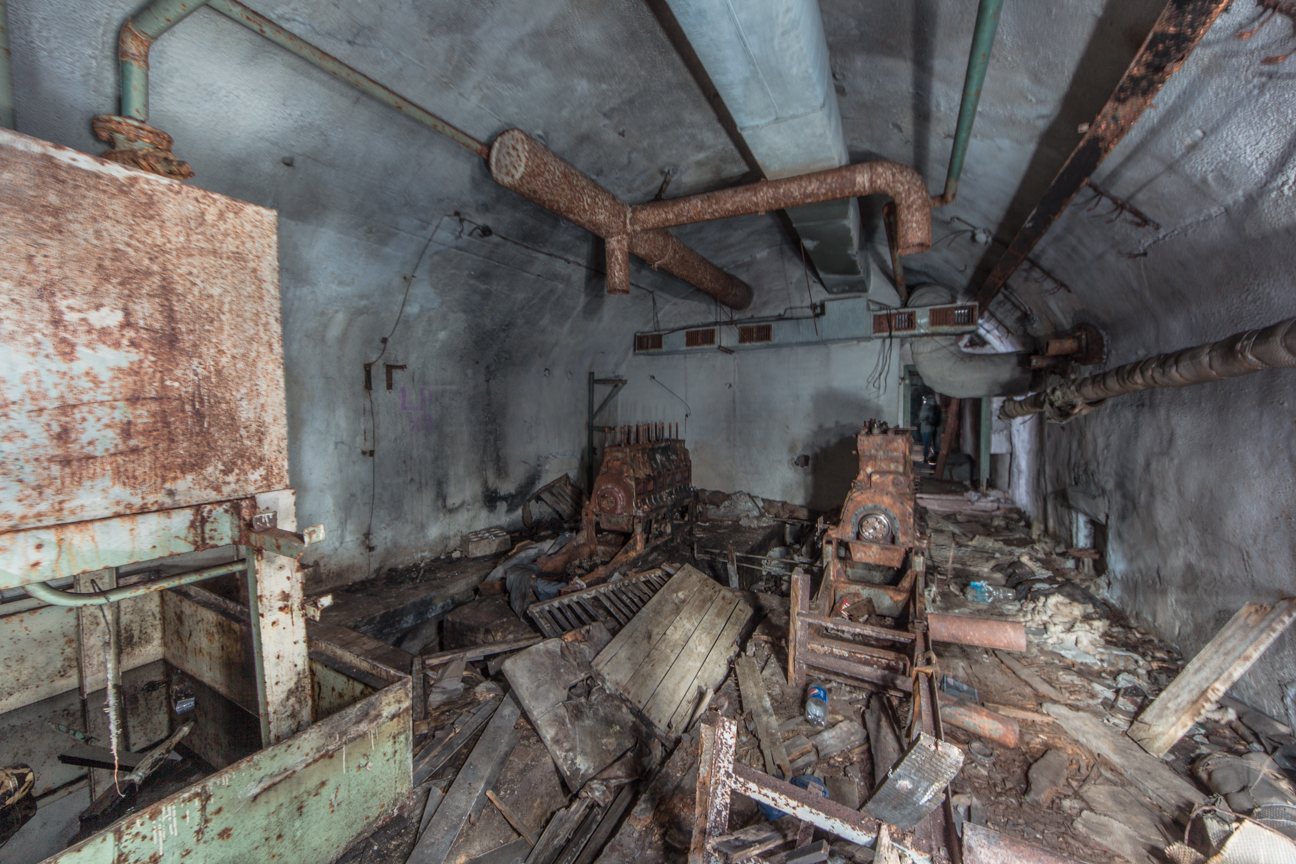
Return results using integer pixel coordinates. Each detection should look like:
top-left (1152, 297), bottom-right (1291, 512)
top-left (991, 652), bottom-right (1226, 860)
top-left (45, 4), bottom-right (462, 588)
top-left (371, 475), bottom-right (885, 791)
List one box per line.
top-left (246, 490), bottom-right (312, 745)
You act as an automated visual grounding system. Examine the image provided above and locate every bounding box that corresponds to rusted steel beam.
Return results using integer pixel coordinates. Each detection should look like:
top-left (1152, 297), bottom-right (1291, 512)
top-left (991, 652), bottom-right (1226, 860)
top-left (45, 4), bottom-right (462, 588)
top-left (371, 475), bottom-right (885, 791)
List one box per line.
top-left (1001, 315), bottom-right (1296, 422)
top-left (730, 760), bottom-right (881, 847)
top-left (928, 613), bottom-right (1027, 652)
top-left (936, 695), bottom-right (1020, 748)
top-left (630, 160), bottom-right (932, 257)
top-left (974, 0), bottom-right (1230, 312)
top-left (489, 129), bottom-right (753, 309)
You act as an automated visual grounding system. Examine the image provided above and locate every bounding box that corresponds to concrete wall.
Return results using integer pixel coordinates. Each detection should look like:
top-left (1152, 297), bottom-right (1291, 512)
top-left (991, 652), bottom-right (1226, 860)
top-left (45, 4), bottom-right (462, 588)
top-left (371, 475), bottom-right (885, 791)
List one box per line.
top-left (1000, 2), bottom-right (1296, 720)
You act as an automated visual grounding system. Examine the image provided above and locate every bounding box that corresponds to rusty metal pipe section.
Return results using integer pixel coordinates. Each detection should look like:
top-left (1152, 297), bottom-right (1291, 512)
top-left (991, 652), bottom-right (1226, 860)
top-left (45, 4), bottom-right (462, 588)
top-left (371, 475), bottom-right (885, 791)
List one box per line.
top-left (489, 129), bottom-right (753, 309)
top-left (630, 160), bottom-right (932, 257)
top-left (1001, 315), bottom-right (1296, 423)
top-left (928, 613), bottom-right (1027, 652)
top-left (936, 695), bottom-right (1020, 748)
top-left (24, 560), bottom-right (245, 607)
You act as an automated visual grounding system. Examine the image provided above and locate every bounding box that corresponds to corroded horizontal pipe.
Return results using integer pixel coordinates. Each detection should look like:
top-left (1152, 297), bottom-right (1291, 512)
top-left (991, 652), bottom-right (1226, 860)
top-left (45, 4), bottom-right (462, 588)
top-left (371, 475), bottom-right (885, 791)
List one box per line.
top-left (928, 613), bottom-right (1027, 652)
top-left (24, 561), bottom-right (245, 607)
top-left (630, 160), bottom-right (932, 257)
top-left (1002, 316), bottom-right (1296, 422)
top-left (938, 695), bottom-right (1020, 748)
top-left (489, 129), bottom-right (753, 309)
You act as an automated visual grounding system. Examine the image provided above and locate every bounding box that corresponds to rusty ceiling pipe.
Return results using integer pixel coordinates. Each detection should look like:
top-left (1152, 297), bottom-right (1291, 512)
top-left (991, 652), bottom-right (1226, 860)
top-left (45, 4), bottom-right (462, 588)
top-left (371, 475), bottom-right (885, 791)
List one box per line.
top-left (489, 129), bottom-right (754, 309)
top-left (974, 0), bottom-right (1231, 314)
top-left (629, 159), bottom-right (932, 256)
top-left (1001, 315), bottom-right (1296, 422)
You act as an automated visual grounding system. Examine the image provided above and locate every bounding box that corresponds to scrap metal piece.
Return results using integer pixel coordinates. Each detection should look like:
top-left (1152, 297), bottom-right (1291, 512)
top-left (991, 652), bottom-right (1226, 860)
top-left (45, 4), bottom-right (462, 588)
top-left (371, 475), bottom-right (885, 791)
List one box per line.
top-left (862, 732), bottom-right (964, 830)
top-left (928, 613), bottom-right (1027, 652)
top-left (528, 569), bottom-right (668, 637)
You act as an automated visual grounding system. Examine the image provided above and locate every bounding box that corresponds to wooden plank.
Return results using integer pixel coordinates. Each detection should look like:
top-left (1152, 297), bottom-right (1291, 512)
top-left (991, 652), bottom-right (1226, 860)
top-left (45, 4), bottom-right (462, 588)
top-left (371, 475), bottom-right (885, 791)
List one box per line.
top-left (421, 636), bottom-right (544, 668)
top-left (995, 650), bottom-right (1067, 703)
top-left (408, 695), bottom-right (522, 864)
top-left (488, 790), bottom-right (539, 846)
top-left (527, 798), bottom-right (594, 864)
top-left (465, 839), bottom-right (531, 864)
top-left (307, 619), bottom-right (414, 673)
top-left (571, 784), bottom-right (637, 864)
top-left (735, 656), bottom-right (792, 779)
top-left (1128, 599), bottom-right (1296, 758)
top-left (1043, 703), bottom-right (1203, 816)
top-left (621, 584), bottom-right (724, 711)
top-left (594, 565), bottom-right (705, 674)
top-left (413, 698), bottom-right (501, 785)
top-left (708, 816), bottom-right (797, 862)
top-left (788, 570), bottom-right (809, 689)
top-left (641, 591), bottom-right (736, 729)
top-left (665, 598), bottom-right (753, 733)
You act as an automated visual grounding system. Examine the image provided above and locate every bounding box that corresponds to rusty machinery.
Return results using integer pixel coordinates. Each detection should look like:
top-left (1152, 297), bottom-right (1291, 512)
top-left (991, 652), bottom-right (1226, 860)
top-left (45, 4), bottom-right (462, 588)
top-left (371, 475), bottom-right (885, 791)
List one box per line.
top-left (773, 421), bottom-right (1028, 860)
top-left (539, 423), bottom-right (694, 584)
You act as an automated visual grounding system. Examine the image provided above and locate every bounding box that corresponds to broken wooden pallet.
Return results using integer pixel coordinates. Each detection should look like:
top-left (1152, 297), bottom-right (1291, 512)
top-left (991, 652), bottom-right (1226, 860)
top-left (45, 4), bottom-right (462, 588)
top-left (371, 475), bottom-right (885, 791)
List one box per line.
top-left (593, 564), bottom-right (753, 737)
top-left (1129, 598), bottom-right (1296, 758)
top-left (528, 569), bottom-right (669, 637)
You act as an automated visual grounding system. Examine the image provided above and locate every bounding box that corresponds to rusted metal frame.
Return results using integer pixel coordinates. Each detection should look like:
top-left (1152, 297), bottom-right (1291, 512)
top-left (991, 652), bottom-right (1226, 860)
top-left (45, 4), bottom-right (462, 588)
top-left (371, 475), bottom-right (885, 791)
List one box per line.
top-left (730, 760), bottom-right (881, 848)
top-left (1001, 315), bottom-right (1296, 422)
top-left (488, 129), bottom-right (753, 309)
top-left (244, 491), bottom-right (312, 746)
top-left (807, 636), bottom-right (910, 674)
top-left (689, 714), bottom-right (737, 864)
top-left (974, 0), bottom-right (1232, 312)
top-left (629, 159), bottom-right (932, 257)
top-left (805, 613), bottom-right (916, 644)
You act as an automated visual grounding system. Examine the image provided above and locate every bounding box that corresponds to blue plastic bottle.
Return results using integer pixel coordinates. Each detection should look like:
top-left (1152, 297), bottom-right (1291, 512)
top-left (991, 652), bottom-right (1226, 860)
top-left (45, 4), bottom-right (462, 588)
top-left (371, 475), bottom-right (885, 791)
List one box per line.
top-left (805, 684), bottom-right (829, 727)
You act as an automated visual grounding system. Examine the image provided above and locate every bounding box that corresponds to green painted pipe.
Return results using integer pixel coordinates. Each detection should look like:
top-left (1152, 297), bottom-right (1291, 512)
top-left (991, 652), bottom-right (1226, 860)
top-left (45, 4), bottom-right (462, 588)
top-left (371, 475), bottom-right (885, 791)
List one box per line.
top-left (0, 0), bottom-right (15, 129)
top-left (24, 560), bottom-right (245, 606)
top-left (114, 0), bottom-right (487, 156)
top-left (119, 0), bottom-right (208, 121)
top-left (940, 0), bottom-right (1004, 204)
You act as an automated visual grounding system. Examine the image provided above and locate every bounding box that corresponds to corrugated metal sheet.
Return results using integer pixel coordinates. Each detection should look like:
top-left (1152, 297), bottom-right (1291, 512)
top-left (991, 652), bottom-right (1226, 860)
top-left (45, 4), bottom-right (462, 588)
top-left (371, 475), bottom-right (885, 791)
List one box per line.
top-left (0, 127), bottom-right (289, 531)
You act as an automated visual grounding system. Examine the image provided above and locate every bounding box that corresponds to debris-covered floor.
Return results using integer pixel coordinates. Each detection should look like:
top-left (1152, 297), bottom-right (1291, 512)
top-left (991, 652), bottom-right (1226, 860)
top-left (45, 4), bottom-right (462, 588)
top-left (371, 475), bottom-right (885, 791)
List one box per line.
top-left (321, 478), bottom-right (1296, 864)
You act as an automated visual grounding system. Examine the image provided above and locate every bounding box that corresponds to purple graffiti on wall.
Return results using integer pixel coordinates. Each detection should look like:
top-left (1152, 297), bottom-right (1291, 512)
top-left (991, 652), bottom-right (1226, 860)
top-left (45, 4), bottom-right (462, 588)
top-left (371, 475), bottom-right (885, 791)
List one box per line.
top-left (399, 386), bottom-right (435, 433)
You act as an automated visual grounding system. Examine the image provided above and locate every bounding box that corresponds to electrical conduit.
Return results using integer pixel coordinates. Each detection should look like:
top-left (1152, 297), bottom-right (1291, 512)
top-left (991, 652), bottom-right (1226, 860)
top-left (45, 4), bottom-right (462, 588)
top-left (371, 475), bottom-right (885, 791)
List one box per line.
top-left (24, 561), bottom-right (246, 607)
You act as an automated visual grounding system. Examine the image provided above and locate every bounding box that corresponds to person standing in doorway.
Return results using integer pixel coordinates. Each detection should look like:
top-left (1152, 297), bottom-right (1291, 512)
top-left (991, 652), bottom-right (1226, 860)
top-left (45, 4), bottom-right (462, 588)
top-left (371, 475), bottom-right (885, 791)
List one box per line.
top-left (918, 394), bottom-right (941, 464)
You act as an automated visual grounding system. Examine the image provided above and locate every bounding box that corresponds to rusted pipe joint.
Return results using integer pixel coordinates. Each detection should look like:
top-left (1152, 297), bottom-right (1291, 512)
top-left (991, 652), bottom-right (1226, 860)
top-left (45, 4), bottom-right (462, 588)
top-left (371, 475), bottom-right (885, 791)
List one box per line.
top-left (91, 114), bottom-right (194, 179)
top-left (489, 129), bottom-right (752, 309)
top-left (120, 18), bottom-right (153, 68)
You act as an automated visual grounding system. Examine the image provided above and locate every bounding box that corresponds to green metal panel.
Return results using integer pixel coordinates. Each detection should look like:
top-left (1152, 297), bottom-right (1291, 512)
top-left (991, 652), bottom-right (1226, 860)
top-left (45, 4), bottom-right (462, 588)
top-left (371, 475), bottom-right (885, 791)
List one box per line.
top-left (0, 500), bottom-right (251, 590)
top-left (42, 679), bottom-right (411, 864)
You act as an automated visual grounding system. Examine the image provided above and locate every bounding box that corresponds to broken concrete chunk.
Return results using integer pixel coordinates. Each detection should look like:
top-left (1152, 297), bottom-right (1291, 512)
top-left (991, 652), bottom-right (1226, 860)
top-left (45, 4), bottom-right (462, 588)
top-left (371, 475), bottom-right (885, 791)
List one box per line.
top-left (810, 720), bottom-right (865, 761)
top-left (1025, 749), bottom-right (1069, 807)
top-left (464, 527), bottom-right (512, 558)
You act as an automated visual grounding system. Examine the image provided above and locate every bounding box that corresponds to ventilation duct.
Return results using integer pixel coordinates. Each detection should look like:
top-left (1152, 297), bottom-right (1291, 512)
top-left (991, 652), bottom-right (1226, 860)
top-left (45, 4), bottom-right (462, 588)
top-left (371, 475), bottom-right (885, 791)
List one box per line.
top-left (907, 285), bottom-right (1033, 398)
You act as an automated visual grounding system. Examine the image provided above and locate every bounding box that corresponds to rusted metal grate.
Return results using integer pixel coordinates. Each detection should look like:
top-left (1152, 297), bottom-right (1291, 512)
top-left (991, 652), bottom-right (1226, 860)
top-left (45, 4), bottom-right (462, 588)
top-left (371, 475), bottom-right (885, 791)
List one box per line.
top-left (685, 327), bottom-right (716, 347)
top-left (929, 304), bottom-right (976, 327)
top-left (528, 569), bottom-right (669, 637)
top-left (873, 311), bottom-right (916, 333)
top-left (737, 324), bottom-right (773, 344)
top-left (635, 333), bottom-right (664, 352)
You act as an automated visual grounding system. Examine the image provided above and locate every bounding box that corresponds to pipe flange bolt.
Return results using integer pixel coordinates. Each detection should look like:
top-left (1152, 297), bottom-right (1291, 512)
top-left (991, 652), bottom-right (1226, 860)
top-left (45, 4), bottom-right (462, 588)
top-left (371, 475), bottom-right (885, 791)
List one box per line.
top-left (92, 115), bottom-right (194, 180)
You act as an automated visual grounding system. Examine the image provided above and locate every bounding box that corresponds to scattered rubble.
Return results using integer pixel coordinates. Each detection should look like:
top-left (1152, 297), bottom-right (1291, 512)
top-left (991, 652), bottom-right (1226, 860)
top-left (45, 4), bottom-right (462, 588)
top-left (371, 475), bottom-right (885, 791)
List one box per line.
top-left (316, 449), bottom-right (1296, 864)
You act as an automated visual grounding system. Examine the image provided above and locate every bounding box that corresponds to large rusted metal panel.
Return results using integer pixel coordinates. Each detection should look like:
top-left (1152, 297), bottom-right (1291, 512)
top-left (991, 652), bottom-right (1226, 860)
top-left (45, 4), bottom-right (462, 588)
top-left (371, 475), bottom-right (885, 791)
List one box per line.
top-left (0, 127), bottom-right (289, 532)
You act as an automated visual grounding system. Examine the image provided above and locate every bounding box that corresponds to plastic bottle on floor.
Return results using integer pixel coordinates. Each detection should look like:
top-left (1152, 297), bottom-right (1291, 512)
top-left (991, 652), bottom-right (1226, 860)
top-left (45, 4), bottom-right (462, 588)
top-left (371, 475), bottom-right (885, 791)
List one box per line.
top-left (805, 683), bottom-right (829, 727)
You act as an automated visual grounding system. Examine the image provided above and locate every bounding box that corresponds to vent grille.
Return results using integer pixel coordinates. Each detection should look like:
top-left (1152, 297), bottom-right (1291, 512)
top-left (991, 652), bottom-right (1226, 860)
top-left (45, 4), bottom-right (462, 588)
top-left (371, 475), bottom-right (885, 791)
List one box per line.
top-left (929, 304), bottom-right (976, 327)
top-left (874, 311), bottom-right (916, 334)
top-left (635, 333), bottom-right (663, 352)
top-left (738, 324), bottom-right (773, 344)
top-left (685, 328), bottom-right (716, 347)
